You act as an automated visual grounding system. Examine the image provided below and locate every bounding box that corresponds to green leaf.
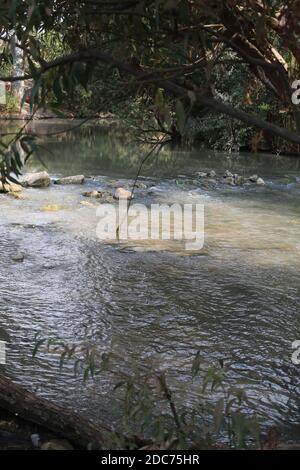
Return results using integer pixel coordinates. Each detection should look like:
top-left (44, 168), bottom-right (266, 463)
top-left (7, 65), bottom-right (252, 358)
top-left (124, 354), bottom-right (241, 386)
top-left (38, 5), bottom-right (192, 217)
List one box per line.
top-left (191, 350), bottom-right (201, 377)
top-left (32, 338), bottom-right (46, 357)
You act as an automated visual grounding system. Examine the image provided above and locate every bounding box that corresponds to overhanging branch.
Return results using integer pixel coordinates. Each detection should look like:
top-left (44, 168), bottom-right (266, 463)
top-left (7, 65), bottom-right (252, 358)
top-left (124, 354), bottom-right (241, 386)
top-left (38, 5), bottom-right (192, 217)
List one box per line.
top-left (1, 48), bottom-right (300, 145)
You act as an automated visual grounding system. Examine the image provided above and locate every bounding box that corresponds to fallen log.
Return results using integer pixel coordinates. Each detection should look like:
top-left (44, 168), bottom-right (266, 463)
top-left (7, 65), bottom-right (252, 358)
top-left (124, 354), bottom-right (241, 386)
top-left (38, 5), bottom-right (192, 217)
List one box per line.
top-left (0, 374), bottom-right (110, 449)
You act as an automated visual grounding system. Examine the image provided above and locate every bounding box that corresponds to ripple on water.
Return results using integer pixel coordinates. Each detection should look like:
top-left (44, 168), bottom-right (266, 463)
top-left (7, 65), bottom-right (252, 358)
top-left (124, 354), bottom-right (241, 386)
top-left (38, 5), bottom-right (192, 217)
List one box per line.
top-left (0, 171), bottom-right (300, 437)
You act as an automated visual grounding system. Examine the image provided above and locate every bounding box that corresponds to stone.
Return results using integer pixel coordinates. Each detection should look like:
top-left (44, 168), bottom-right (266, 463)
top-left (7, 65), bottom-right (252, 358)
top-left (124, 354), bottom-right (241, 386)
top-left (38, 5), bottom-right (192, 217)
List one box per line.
top-left (23, 171), bottom-right (51, 188)
top-left (147, 186), bottom-right (163, 195)
top-left (224, 176), bottom-right (235, 185)
top-left (82, 190), bottom-right (100, 198)
top-left (256, 177), bottom-right (265, 185)
top-left (41, 439), bottom-right (74, 450)
top-left (55, 175), bottom-right (85, 185)
top-left (207, 170), bottom-right (216, 178)
top-left (249, 174), bottom-right (259, 183)
top-left (234, 175), bottom-right (245, 185)
top-left (0, 181), bottom-right (23, 193)
top-left (114, 187), bottom-right (133, 200)
top-left (80, 200), bottom-right (97, 208)
top-left (195, 172), bottom-right (207, 178)
top-left (134, 181), bottom-right (147, 189)
top-left (224, 170), bottom-right (233, 178)
top-left (11, 254), bottom-right (24, 262)
top-left (82, 190), bottom-right (114, 202)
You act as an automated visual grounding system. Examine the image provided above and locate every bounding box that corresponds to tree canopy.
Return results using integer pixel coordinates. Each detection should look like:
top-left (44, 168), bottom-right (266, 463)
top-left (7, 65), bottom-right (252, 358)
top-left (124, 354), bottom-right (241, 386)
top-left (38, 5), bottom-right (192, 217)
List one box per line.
top-left (1, 0), bottom-right (300, 180)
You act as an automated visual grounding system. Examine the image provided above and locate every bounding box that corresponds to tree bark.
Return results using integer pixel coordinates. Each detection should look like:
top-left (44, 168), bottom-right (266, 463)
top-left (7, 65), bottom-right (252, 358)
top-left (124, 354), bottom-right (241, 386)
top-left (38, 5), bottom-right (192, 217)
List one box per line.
top-left (10, 33), bottom-right (25, 111)
top-left (0, 374), bottom-right (109, 449)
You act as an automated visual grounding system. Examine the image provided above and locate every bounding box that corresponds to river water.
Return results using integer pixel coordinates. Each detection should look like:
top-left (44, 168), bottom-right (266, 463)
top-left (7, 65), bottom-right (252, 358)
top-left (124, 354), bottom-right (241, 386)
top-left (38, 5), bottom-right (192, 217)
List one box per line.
top-left (0, 121), bottom-right (300, 441)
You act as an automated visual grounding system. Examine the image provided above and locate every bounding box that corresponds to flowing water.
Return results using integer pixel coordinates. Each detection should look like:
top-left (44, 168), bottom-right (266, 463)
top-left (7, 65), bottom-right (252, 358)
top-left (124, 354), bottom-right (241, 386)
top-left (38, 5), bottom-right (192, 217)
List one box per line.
top-left (0, 120), bottom-right (300, 440)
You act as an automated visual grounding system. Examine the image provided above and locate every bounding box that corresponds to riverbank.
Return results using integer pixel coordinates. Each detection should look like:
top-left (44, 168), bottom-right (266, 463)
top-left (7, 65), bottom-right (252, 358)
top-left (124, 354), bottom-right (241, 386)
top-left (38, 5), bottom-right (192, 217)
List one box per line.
top-left (1, 114), bottom-right (300, 157)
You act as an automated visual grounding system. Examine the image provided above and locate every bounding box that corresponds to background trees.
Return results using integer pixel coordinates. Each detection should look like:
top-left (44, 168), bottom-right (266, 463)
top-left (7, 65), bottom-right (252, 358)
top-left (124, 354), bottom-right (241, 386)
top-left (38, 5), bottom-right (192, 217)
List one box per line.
top-left (1, 1), bottom-right (300, 179)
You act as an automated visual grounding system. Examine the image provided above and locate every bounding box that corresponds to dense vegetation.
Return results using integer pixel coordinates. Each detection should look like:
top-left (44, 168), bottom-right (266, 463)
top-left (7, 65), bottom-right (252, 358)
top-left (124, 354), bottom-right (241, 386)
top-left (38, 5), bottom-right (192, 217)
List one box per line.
top-left (1, 1), bottom-right (300, 181)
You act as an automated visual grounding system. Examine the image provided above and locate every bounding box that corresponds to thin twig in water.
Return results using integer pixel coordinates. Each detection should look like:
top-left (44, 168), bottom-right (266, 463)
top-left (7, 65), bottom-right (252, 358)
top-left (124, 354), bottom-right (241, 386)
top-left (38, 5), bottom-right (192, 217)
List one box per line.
top-left (116, 137), bottom-right (170, 239)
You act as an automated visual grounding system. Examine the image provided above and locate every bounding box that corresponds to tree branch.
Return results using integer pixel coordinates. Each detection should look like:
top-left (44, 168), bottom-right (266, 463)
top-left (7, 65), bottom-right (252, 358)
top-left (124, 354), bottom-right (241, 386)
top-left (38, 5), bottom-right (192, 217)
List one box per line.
top-left (1, 48), bottom-right (300, 146)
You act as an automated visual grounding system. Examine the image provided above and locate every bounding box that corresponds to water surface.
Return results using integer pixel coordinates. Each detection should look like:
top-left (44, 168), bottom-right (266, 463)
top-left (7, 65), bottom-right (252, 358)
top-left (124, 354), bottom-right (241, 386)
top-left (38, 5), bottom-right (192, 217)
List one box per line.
top-left (0, 120), bottom-right (300, 440)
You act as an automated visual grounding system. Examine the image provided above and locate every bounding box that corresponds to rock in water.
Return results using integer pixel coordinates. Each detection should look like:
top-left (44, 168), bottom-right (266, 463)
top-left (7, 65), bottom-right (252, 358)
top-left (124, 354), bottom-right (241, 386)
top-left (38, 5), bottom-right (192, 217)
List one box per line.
top-left (207, 170), bottom-right (216, 178)
top-left (114, 188), bottom-right (133, 200)
top-left (234, 175), bottom-right (245, 185)
top-left (224, 170), bottom-right (233, 178)
top-left (249, 174), bottom-right (258, 183)
top-left (82, 190), bottom-right (101, 198)
top-left (195, 172), bottom-right (208, 178)
top-left (55, 175), bottom-right (85, 185)
top-left (0, 181), bottom-right (23, 193)
top-left (11, 254), bottom-right (24, 262)
top-left (82, 190), bottom-right (114, 202)
top-left (23, 171), bottom-right (51, 188)
top-left (134, 181), bottom-right (147, 189)
top-left (224, 176), bottom-right (235, 185)
top-left (256, 177), bottom-right (265, 185)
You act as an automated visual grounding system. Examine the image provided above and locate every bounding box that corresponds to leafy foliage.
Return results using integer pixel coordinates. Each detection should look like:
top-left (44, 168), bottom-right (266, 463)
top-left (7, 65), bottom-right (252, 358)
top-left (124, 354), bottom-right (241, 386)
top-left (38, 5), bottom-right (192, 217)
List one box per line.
top-left (1, 1), bottom-right (300, 180)
top-left (33, 333), bottom-right (262, 450)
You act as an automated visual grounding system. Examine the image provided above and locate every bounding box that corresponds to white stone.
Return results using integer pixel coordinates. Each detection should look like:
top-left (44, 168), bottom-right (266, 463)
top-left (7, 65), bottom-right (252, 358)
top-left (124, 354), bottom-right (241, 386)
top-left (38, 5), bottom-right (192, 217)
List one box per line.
top-left (23, 171), bottom-right (51, 188)
top-left (55, 175), bottom-right (85, 185)
top-left (114, 187), bottom-right (133, 200)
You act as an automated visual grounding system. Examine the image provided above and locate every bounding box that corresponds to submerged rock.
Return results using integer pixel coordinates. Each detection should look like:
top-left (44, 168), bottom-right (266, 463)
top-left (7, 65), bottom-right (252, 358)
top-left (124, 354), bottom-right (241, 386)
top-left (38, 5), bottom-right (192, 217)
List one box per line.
top-left (0, 181), bottom-right (23, 193)
top-left (11, 254), bottom-right (24, 262)
top-left (195, 172), bottom-right (208, 178)
top-left (82, 190), bottom-right (114, 202)
top-left (234, 175), bottom-right (245, 185)
top-left (55, 175), bottom-right (85, 185)
top-left (134, 181), bottom-right (147, 189)
top-left (256, 177), bottom-right (265, 185)
top-left (224, 176), bottom-right (235, 185)
top-left (249, 174), bottom-right (259, 183)
top-left (223, 170), bottom-right (233, 178)
top-left (114, 187), bottom-right (133, 200)
top-left (80, 200), bottom-right (97, 208)
top-left (23, 171), bottom-right (50, 188)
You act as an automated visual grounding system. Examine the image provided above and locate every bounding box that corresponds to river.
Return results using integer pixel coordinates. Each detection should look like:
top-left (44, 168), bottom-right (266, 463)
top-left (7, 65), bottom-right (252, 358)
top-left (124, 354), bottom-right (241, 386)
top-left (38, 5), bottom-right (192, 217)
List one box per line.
top-left (0, 120), bottom-right (300, 442)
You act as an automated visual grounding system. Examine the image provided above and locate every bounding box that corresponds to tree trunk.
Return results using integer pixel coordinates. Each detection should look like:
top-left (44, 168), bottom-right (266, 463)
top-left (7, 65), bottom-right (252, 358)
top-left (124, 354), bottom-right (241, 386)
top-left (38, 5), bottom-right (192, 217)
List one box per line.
top-left (10, 34), bottom-right (25, 111)
top-left (0, 375), bottom-right (109, 449)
